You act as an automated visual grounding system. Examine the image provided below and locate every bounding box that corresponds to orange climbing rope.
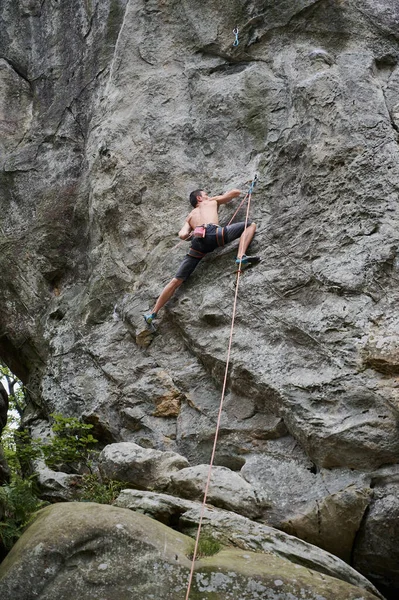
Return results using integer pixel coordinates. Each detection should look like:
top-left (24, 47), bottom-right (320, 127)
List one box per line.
top-left (226, 187), bottom-right (250, 226)
top-left (184, 176), bottom-right (256, 600)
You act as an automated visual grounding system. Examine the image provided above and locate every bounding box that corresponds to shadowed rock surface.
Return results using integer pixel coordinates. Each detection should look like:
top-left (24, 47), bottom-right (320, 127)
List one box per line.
top-left (1, 0), bottom-right (399, 597)
top-left (0, 381), bottom-right (9, 484)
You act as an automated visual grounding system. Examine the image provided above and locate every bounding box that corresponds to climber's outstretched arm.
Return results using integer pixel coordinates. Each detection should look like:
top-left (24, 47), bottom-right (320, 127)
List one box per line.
top-left (210, 189), bottom-right (241, 205)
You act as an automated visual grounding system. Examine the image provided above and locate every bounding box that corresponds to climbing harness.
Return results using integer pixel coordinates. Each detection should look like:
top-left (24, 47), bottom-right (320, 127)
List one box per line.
top-left (233, 26), bottom-right (239, 47)
top-left (193, 225), bottom-right (206, 238)
top-left (184, 176), bottom-right (257, 600)
top-left (187, 247), bottom-right (206, 259)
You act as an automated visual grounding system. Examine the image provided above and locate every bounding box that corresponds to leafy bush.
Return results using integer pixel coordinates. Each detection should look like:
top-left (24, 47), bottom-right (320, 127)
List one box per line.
top-left (0, 476), bottom-right (48, 551)
top-left (4, 429), bottom-right (42, 478)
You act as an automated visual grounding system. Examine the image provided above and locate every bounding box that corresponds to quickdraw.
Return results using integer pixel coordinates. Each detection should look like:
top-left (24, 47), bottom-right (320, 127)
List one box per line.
top-left (233, 26), bottom-right (239, 47)
top-left (227, 173), bottom-right (257, 226)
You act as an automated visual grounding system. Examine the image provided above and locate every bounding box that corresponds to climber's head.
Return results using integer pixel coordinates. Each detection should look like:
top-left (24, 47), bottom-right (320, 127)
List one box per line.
top-left (189, 189), bottom-right (206, 208)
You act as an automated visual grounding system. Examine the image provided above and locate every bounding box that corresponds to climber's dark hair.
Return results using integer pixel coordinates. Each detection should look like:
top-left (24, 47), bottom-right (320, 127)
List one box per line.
top-left (189, 189), bottom-right (203, 208)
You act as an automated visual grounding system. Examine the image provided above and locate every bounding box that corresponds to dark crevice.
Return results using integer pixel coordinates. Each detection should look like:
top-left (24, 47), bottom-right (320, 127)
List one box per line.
top-left (75, 66), bottom-right (108, 102)
top-left (350, 501), bottom-right (370, 566)
top-left (0, 56), bottom-right (32, 90)
top-left (197, 45), bottom-right (268, 66)
top-left (208, 62), bottom-right (251, 76)
top-left (84, 13), bottom-right (95, 40)
top-left (285, 0), bottom-right (325, 28)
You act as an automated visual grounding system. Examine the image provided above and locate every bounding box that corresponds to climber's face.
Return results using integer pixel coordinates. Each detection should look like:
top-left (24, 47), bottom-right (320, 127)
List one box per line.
top-left (197, 191), bottom-right (209, 203)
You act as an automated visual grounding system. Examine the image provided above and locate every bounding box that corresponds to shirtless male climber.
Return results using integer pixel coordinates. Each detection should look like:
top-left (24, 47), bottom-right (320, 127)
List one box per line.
top-left (144, 188), bottom-right (260, 325)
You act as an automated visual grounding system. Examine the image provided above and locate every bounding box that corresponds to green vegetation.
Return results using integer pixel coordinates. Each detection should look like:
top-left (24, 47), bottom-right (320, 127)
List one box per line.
top-left (3, 414), bottom-right (98, 479)
top-left (78, 473), bottom-right (123, 504)
top-left (188, 533), bottom-right (222, 559)
top-left (40, 413), bottom-right (98, 472)
top-left (0, 364), bottom-right (123, 555)
top-left (0, 476), bottom-right (47, 552)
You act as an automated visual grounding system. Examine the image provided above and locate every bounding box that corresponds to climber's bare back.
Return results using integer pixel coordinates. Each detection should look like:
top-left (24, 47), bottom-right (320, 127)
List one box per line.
top-left (187, 198), bottom-right (220, 229)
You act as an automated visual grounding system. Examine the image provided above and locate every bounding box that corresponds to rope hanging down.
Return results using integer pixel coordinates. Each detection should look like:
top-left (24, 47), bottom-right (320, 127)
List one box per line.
top-left (184, 174), bottom-right (257, 600)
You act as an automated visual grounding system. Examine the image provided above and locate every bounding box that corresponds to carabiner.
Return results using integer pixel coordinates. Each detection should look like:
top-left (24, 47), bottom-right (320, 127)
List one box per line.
top-left (233, 27), bottom-right (239, 47)
top-left (248, 174), bottom-right (258, 195)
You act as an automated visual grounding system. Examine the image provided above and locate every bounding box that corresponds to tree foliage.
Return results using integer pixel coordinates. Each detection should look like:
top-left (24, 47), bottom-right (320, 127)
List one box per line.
top-left (0, 363), bottom-right (26, 418)
top-left (41, 413), bottom-right (98, 472)
top-left (0, 407), bottom-right (122, 555)
top-left (0, 476), bottom-right (47, 552)
top-left (0, 365), bottom-right (124, 557)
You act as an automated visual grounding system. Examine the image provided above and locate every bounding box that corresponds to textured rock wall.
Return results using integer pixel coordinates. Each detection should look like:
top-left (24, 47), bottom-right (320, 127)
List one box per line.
top-left (1, 0), bottom-right (399, 596)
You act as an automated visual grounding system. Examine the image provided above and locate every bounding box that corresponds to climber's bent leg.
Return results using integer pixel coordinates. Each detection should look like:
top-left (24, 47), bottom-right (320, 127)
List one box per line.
top-left (152, 277), bottom-right (184, 315)
top-left (237, 222), bottom-right (257, 258)
top-left (148, 254), bottom-right (203, 319)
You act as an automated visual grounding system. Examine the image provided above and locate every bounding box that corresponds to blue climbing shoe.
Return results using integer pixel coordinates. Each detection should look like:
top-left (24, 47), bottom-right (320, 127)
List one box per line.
top-left (235, 255), bottom-right (261, 270)
top-left (144, 312), bottom-right (157, 326)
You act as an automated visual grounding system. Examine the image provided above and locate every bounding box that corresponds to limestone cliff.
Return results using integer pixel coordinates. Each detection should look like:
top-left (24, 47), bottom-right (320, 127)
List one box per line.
top-left (1, 0), bottom-right (399, 597)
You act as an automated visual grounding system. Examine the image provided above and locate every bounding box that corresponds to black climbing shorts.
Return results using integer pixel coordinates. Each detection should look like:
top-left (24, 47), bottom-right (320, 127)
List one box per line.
top-left (175, 222), bottom-right (247, 281)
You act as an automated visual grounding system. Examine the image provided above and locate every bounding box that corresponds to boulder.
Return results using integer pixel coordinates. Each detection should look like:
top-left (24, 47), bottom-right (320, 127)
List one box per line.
top-left (282, 484), bottom-right (372, 563)
top-left (115, 488), bottom-right (200, 525)
top-left (168, 464), bottom-right (266, 519)
top-left (0, 502), bottom-right (382, 600)
top-left (36, 465), bottom-right (82, 502)
top-left (178, 504), bottom-right (384, 599)
top-left (114, 487), bottom-right (383, 599)
top-left (98, 442), bottom-right (189, 491)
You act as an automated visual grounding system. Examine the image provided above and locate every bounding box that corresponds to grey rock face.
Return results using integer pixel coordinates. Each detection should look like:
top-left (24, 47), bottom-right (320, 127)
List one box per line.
top-left (240, 452), bottom-right (373, 562)
top-left (0, 502), bottom-right (382, 600)
top-left (0, 59), bottom-right (32, 153)
top-left (1, 0), bottom-right (399, 594)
